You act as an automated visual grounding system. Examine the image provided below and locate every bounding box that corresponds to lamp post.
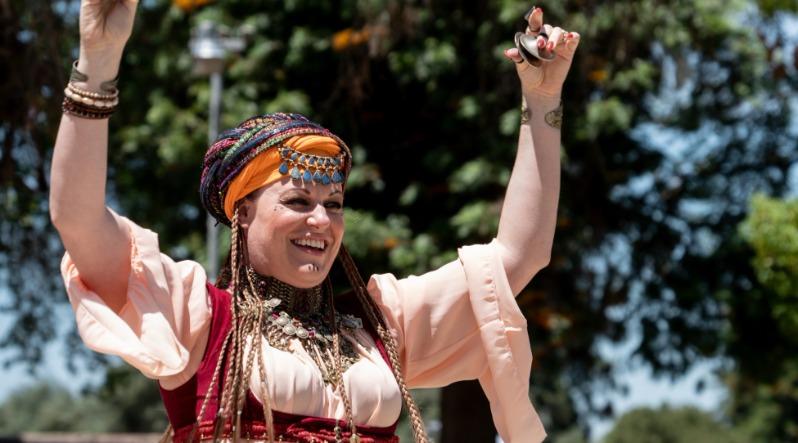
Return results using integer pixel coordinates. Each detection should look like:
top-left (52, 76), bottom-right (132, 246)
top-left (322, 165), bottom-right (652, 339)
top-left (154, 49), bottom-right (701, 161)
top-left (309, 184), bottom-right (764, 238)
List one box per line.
top-left (190, 20), bottom-right (244, 280)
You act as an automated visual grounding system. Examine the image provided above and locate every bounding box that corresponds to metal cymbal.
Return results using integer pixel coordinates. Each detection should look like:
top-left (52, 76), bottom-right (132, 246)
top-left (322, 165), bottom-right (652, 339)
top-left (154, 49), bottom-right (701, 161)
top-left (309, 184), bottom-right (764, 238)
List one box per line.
top-left (514, 32), bottom-right (556, 64)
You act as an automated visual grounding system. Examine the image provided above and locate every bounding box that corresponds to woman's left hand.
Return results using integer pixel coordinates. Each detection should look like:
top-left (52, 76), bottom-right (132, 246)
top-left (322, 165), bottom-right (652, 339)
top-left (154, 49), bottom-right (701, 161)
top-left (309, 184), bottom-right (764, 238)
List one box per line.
top-left (503, 6), bottom-right (580, 98)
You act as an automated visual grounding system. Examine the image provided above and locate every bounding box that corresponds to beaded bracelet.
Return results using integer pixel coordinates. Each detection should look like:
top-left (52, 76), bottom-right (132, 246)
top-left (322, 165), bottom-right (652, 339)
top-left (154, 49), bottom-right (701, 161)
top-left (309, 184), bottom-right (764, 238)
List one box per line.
top-left (62, 97), bottom-right (115, 120)
top-left (67, 82), bottom-right (118, 100)
top-left (63, 60), bottom-right (120, 119)
top-left (64, 87), bottom-right (119, 108)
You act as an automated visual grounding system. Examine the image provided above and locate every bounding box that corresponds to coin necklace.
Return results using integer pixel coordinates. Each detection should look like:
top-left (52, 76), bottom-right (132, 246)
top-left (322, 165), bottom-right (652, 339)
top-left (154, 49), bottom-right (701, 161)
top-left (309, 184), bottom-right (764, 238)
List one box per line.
top-left (244, 267), bottom-right (364, 386)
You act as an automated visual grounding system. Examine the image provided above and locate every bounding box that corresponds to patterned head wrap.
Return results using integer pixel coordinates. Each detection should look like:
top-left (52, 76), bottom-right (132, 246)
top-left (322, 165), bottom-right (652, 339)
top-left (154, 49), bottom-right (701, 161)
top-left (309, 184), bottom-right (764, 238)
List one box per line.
top-left (200, 113), bottom-right (352, 226)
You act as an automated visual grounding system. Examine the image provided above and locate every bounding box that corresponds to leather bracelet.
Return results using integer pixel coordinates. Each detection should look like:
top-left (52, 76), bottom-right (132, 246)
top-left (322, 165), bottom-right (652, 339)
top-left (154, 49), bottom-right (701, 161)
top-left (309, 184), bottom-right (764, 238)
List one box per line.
top-left (62, 97), bottom-right (115, 119)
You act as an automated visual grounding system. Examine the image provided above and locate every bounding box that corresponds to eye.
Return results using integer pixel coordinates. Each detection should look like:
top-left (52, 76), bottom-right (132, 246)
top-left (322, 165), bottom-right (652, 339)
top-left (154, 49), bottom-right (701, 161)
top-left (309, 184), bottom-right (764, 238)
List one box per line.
top-left (283, 197), bottom-right (310, 206)
top-left (324, 201), bottom-right (343, 210)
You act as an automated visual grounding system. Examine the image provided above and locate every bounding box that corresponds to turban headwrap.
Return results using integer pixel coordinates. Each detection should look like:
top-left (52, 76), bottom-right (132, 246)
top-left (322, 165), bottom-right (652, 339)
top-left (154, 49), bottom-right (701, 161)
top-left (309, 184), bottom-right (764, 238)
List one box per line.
top-left (200, 113), bottom-right (352, 226)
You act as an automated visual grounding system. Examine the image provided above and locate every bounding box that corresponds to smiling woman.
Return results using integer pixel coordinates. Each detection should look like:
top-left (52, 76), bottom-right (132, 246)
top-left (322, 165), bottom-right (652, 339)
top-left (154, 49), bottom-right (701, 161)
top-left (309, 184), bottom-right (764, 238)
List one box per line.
top-left (49, 1), bottom-right (580, 443)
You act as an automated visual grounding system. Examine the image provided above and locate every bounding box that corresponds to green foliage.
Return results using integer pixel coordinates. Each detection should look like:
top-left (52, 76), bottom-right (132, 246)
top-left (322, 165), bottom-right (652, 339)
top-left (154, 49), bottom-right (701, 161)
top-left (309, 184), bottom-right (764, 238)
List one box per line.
top-left (602, 406), bottom-right (743, 443)
top-left (722, 195), bottom-right (798, 443)
top-left (0, 384), bottom-right (115, 433)
top-left (740, 195), bottom-right (798, 339)
top-left (0, 366), bottom-right (166, 433)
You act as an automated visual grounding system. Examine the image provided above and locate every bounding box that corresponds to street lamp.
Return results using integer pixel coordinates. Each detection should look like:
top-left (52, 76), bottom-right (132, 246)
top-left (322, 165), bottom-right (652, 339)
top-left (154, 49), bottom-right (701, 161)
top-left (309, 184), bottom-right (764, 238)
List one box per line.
top-left (190, 20), bottom-right (244, 280)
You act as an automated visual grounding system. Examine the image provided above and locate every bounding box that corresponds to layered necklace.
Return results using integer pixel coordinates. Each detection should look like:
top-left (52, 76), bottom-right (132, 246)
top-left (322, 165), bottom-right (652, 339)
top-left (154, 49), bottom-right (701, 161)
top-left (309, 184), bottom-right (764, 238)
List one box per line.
top-left (242, 267), bottom-right (364, 386)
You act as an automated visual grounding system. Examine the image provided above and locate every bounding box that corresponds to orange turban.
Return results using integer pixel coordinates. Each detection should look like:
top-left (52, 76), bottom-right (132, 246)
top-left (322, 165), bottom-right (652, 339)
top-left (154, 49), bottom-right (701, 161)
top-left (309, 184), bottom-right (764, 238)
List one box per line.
top-left (223, 135), bottom-right (342, 220)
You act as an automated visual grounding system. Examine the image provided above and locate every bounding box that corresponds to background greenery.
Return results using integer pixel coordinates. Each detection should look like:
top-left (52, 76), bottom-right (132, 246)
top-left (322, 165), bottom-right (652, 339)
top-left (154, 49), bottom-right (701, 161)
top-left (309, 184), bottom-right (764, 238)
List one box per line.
top-left (1, 0), bottom-right (797, 441)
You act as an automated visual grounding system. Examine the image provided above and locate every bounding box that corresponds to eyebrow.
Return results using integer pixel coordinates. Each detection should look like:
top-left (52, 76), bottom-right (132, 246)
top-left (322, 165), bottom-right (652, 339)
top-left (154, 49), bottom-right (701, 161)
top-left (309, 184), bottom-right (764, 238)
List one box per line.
top-left (285, 188), bottom-right (343, 197)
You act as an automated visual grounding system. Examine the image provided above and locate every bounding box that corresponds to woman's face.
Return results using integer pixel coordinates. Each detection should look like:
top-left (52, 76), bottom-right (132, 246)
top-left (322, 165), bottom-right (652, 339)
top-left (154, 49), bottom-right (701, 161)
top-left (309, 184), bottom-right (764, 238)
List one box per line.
top-left (238, 177), bottom-right (345, 288)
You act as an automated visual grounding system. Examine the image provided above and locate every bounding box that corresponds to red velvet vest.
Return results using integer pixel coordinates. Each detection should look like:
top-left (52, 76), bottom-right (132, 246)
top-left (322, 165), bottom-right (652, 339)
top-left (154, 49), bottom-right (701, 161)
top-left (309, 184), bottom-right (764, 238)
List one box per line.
top-left (159, 283), bottom-right (399, 442)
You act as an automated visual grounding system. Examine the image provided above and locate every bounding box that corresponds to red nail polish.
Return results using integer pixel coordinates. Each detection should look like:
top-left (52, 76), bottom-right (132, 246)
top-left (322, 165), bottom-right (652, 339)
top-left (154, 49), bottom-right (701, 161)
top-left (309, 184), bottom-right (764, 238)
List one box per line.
top-left (538, 38), bottom-right (545, 48)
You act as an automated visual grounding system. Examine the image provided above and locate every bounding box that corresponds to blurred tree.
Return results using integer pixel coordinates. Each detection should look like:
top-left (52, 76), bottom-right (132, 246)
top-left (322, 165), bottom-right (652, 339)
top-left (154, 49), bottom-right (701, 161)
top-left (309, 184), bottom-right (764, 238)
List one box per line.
top-left (602, 406), bottom-right (743, 443)
top-left (724, 195), bottom-right (798, 443)
top-left (2, 0), bottom-right (798, 440)
top-left (0, 365), bottom-right (167, 434)
top-left (0, 383), bottom-right (115, 433)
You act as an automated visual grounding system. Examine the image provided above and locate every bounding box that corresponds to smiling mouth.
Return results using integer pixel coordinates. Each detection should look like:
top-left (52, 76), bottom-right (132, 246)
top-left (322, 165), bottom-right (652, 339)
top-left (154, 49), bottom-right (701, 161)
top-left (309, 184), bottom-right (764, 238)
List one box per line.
top-left (291, 238), bottom-right (327, 253)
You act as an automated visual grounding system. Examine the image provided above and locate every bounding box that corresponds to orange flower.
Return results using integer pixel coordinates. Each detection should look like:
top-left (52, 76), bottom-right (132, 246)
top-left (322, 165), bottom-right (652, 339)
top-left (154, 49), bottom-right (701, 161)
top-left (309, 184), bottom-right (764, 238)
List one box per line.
top-left (332, 27), bottom-right (371, 52)
top-left (173, 0), bottom-right (213, 12)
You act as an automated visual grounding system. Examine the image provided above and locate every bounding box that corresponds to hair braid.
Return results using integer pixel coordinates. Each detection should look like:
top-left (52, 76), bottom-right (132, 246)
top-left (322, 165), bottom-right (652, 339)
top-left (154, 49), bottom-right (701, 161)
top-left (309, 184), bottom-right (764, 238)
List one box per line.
top-left (253, 301), bottom-right (276, 442)
top-left (216, 209), bottom-right (245, 441)
top-left (326, 278), bottom-right (359, 439)
top-left (337, 246), bottom-right (430, 443)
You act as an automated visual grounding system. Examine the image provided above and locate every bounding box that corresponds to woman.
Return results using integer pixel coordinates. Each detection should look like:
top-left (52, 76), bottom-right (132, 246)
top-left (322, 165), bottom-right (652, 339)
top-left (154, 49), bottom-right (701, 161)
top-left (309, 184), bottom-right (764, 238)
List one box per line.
top-left (50, 1), bottom-right (580, 442)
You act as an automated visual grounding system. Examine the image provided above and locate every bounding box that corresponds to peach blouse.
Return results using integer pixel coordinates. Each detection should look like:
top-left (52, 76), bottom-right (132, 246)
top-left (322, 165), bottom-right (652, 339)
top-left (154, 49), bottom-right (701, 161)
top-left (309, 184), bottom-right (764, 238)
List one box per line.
top-left (61, 216), bottom-right (545, 442)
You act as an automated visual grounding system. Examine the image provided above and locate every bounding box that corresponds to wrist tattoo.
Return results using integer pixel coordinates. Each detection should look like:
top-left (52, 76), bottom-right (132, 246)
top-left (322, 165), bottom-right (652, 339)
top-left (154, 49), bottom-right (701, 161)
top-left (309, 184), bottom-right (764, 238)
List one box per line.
top-left (544, 101), bottom-right (563, 130)
top-left (520, 102), bottom-right (531, 124)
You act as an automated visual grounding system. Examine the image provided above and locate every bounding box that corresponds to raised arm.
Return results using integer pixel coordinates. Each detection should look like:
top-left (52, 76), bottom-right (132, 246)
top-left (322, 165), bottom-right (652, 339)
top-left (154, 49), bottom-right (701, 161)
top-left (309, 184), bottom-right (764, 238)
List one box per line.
top-left (497, 7), bottom-right (580, 294)
top-left (50, 0), bottom-right (139, 312)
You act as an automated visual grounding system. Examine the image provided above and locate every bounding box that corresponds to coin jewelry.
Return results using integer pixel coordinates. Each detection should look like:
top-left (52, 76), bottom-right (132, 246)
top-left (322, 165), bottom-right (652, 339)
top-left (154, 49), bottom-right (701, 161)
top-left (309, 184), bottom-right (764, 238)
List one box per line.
top-left (244, 267), bottom-right (364, 386)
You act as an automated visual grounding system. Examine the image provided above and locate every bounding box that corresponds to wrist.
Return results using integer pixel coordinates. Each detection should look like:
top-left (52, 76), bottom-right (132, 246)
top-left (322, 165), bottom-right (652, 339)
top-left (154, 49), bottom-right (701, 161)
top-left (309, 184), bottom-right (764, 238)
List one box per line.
top-left (522, 92), bottom-right (561, 110)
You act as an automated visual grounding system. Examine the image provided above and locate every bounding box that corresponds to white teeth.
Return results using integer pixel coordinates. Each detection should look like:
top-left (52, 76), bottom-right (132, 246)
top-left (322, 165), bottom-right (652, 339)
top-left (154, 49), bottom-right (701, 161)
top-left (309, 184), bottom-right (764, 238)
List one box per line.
top-left (293, 238), bottom-right (325, 250)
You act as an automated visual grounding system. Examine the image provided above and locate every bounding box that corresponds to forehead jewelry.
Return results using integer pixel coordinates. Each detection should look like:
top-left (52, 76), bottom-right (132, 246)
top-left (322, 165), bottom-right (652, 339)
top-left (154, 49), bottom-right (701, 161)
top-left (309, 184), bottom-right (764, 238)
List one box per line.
top-left (277, 145), bottom-right (347, 185)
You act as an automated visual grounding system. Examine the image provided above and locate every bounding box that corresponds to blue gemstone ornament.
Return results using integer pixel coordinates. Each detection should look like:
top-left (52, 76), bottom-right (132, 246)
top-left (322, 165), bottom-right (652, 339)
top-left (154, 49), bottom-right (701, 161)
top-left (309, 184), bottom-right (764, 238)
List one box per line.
top-left (332, 171), bottom-right (343, 183)
top-left (321, 173), bottom-right (331, 185)
top-left (303, 169), bottom-right (313, 182)
top-left (313, 171), bottom-right (323, 183)
top-left (278, 162), bottom-right (289, 175)
top-left (290, 166), bottom-right (301, 180)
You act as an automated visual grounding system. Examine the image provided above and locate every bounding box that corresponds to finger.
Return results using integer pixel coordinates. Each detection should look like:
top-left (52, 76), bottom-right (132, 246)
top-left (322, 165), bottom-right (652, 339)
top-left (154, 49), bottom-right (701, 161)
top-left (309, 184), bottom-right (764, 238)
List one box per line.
top-left (504, 47), bottom-right (524, 64)
top-left (526, 6), bottom-right (543, 33)
top-left (564, 31), bottom-right (581, 52)
top-left (100, 0), bottom-right (117, 17)
top-left (535, 24), bottom-right (554, 56)
top-left (547, 27), bottom-right (565, 52)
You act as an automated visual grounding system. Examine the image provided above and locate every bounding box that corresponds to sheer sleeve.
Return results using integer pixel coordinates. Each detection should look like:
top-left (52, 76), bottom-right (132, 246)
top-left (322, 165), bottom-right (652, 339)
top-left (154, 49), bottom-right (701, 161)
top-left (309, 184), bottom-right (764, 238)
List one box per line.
top-left (60, 214), bottom-right (211, 389)
top-left (367, 239), bottom-right (546, 443)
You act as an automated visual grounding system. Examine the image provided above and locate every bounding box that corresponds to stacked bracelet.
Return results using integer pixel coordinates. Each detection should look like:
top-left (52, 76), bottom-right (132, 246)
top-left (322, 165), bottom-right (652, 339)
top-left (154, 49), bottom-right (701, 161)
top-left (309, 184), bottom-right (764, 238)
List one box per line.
top-left (62, 61), bottom-right (119, 120)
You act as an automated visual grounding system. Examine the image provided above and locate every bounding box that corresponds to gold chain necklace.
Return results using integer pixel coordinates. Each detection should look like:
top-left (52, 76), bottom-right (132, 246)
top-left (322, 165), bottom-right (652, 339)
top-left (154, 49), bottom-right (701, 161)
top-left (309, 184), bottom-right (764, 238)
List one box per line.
top-left (243, 268), bottom-right (364, 386)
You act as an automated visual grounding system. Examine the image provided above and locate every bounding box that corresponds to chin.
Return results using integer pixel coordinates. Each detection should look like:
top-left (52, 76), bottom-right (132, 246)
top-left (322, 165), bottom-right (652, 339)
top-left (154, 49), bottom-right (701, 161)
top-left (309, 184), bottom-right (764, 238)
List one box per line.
top-left (285, 264), bottom-right (330, 288)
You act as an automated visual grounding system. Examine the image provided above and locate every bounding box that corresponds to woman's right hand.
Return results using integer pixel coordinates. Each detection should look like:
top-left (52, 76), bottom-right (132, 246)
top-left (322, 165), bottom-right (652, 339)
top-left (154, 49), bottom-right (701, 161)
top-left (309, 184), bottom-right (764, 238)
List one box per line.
top-left (80, 0), bottom-right (139, 54)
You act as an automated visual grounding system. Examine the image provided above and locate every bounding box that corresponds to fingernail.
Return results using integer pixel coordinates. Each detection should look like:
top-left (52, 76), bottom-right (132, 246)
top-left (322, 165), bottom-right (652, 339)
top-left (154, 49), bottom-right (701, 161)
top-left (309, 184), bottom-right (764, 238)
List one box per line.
top-left (548, 41), bottom-right (554, 50)
top-left (538, 38), bottom-right (546, 48)
top-left (523, 6), bottom-right (535, 20)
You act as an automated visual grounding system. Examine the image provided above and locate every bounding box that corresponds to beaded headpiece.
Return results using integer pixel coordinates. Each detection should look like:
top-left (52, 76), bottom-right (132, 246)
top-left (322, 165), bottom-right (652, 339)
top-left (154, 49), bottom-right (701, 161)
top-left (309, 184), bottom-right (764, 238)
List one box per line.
top-left (199, 113), bottom-right (352, 226)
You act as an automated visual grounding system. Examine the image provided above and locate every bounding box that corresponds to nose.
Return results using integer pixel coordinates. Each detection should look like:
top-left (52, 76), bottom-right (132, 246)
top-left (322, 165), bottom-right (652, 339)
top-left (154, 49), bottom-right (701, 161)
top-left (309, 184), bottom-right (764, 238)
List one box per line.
top-left (306, 203), bottom-right (331, 230)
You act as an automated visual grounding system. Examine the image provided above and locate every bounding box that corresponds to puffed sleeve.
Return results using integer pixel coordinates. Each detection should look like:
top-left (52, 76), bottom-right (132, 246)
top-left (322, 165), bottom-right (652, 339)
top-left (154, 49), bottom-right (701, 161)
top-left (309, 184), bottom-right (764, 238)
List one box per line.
top-left (60, 214), bottom-right (211, 390)
top-left (367, 239), bottom-right (546, 443)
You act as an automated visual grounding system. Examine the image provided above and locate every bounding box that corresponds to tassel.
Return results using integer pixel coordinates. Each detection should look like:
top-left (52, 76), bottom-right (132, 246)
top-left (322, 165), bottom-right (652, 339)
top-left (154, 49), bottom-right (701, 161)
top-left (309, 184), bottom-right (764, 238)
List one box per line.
top-left (212, 410), bottom-right (225, 443)
top-left (233, 409), bottom-right (242, 442)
